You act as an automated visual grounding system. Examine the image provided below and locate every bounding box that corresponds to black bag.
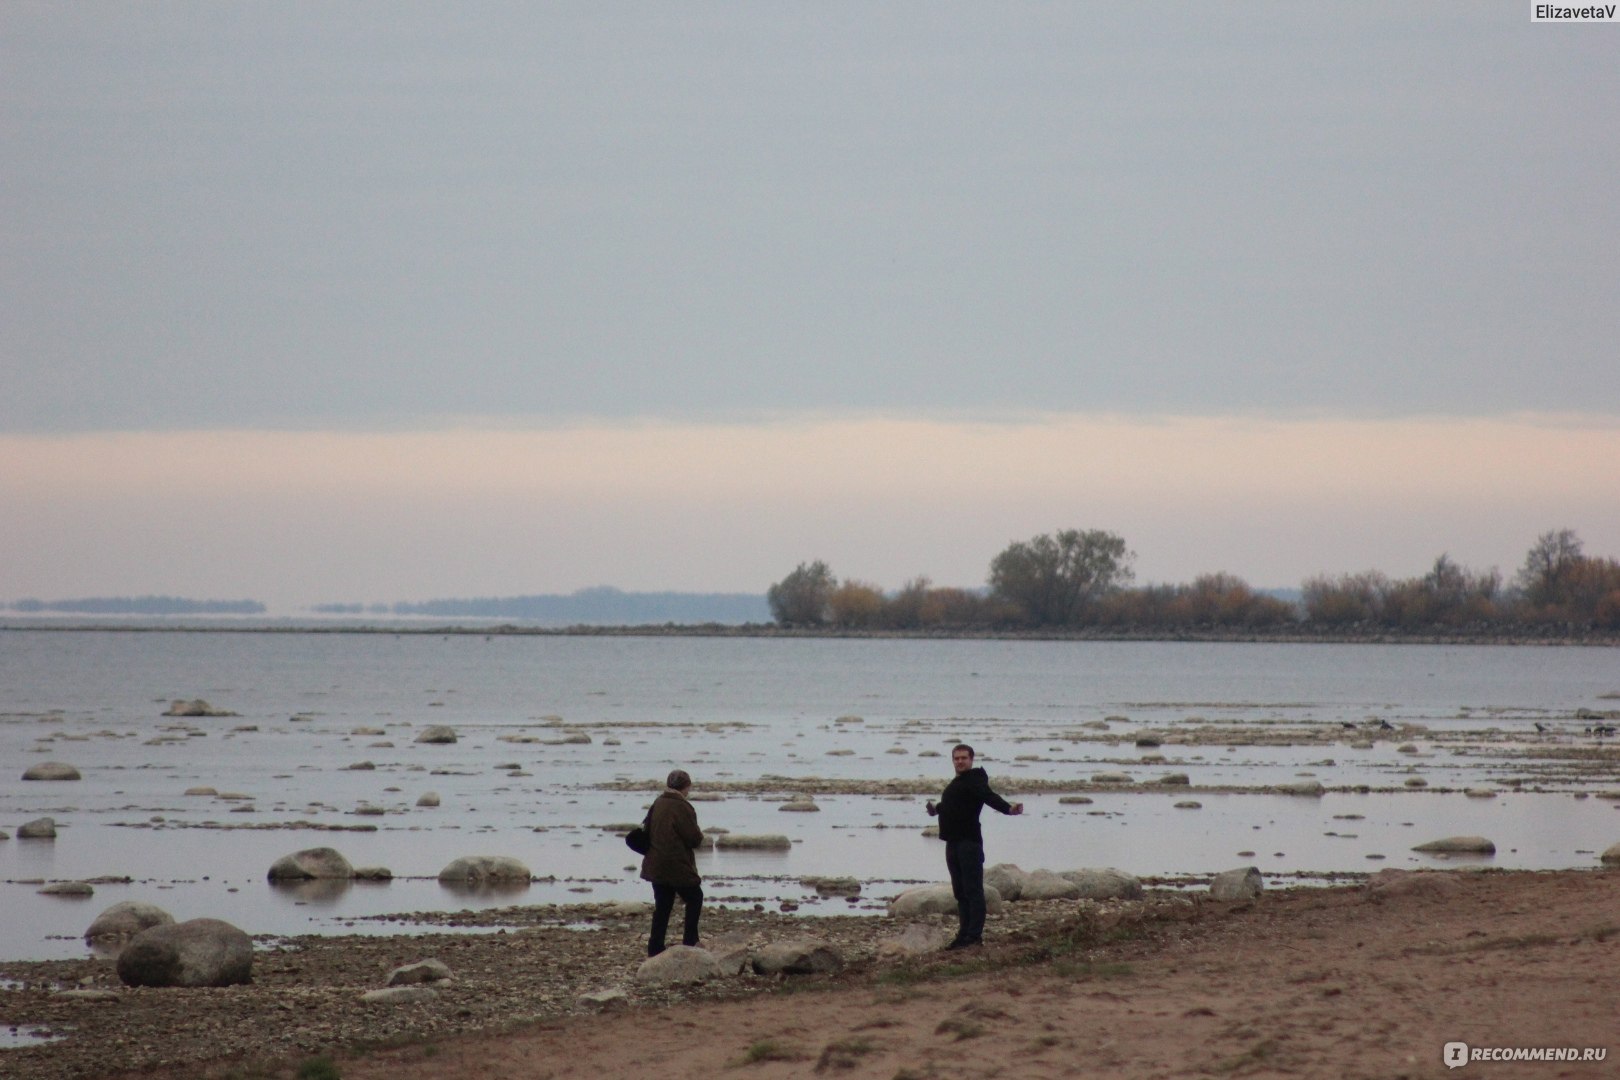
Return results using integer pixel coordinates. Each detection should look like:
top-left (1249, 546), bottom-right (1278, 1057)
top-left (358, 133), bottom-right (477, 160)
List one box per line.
top-left (625, 810), bottom-right (651, 855)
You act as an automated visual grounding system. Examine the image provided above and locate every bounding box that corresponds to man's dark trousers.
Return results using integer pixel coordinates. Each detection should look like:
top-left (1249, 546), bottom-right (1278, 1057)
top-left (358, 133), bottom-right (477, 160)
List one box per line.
top-left (945, 838), bottom-right (986, 943)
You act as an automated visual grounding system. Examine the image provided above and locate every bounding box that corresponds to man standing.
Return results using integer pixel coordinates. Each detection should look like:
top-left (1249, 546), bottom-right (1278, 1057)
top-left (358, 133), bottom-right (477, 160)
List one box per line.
top-left (640, 768), bottom-right (704, 956)
top-left (926, 743), bottom-right (1023, 950)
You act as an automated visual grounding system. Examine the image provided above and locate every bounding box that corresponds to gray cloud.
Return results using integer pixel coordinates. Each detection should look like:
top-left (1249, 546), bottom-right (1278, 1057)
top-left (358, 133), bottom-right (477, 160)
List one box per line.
top-left (4, 4), bottom-right (1617, 432)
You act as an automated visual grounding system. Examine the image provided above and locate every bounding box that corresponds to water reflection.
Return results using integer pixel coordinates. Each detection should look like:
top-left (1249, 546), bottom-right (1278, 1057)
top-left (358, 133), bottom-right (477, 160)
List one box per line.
top-left (268, 879), bottom-right (353, 905)
top-left (438, 879), bottom-right (531, 901)
top-left (0, 1025), bottom-right (66, 1049)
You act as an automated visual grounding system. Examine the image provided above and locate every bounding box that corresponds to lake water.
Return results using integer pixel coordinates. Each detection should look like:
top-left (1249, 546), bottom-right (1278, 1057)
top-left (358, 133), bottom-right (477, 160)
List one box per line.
top-left (2, 629), bottom-right (1618, 960)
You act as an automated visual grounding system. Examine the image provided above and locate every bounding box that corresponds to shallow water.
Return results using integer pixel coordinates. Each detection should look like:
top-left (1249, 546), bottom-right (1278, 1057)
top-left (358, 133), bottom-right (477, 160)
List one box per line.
top-left (2, 630), bottom-right (1618, 961)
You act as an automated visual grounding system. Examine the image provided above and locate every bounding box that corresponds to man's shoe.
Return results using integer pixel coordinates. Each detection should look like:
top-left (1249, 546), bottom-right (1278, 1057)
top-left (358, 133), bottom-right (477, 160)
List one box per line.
top-left (944, 936), bottom-right (980, 951)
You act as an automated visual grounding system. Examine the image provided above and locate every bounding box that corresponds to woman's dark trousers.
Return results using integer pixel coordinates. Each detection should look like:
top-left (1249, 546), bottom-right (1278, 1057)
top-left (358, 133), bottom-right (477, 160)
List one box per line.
top-left (648, 882), bottom-right (704, 955)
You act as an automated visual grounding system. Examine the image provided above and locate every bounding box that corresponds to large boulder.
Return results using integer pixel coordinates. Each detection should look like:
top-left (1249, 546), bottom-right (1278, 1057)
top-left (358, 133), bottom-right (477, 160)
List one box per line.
top-left (1210, 866), bottom-right (1264, 901)
top-left (18, 817), bottom-right (56, 839)
top-left (116, 918), bottom-right (252, 988)
top-left (887, 884), bottom-right (1004, 917)
top-left (437, 855), bottom-right (531, 885)
top-left (1366, 869), bottom-right (1465, 901)
top-left (86, 901), bottom-right (175, 941)
top-left (414, 725), bottom-right (458, 744)
top-left (984, 863), bottom-right (1028, 901)
top-left (267, 847), bottom-right (355, 881)
top-left (1020, 870), bottom-right (1083, 901)
top-left (22, 762), bottom-right (81, 781)
top-left (751, 938), bottom-right (844, 976)
top-left (1600, 842), bottom-right (1620, 865)
top-left (635, 946), bottom-right (729, 985)
top-left (1060, 868), bottom-right (1145, 901)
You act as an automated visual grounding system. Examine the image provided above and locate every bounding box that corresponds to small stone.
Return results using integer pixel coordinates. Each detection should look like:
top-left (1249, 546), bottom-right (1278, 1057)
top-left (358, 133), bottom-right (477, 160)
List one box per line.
top-left (414, 725), bottom-right (458, 744)
top-left (18, 817), bottom-right (57, 839)
top-left (388, 959), bottom-right (452, 986)
top-left (362, 986), bottom-right (439, 1004)
top-left (1412, 836), bottom-right (1495, 854)
top-left (1210, 866), bottom-right (1264, 901)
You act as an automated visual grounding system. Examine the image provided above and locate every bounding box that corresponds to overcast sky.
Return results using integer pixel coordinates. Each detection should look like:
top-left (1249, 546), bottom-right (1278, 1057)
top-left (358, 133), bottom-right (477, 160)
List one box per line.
top-left (3, 4), bottom-right (1616, 609)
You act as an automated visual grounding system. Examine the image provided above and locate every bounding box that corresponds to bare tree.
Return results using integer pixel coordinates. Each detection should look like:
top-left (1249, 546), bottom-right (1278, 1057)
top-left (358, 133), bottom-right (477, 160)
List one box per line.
top-left (1515, 529), bottom-right (1584, 608)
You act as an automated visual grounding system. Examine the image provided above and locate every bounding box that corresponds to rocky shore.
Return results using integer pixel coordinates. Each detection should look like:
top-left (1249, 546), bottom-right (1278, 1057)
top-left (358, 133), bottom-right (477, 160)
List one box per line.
top-left (4, 868), bottom-right (1619, 1080)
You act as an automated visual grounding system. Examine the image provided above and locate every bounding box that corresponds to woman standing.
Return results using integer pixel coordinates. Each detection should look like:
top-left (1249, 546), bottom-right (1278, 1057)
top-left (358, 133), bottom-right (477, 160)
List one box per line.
top-left (641, 768), bottom-right (704, 956)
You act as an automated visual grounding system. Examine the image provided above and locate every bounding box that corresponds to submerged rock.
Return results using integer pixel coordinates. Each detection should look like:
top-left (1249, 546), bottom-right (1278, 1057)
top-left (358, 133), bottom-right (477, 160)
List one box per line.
top-left (415, 725), bottom-right (458, 744)
top-left (22, 761), bottom-right (81, 781)
top-left (165, 699), bottom-right (234, 717)
top-left (268, 847), bottom-right (355, 881)
top-left (18, 817), bottom-right (57, 839)
top-left (714, 834), bottom-right (791, 851)
top-left (86, 901), bottom-right (175, 941)
top-left (1412, 836), bottom-right (1495, 854)
top-left (438, 855), bottom-right (531, 884)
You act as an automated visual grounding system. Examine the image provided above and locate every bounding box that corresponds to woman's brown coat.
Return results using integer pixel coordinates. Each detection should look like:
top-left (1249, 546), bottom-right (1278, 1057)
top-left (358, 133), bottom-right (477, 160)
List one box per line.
top-left (639, 788), bottom-right (703, 887)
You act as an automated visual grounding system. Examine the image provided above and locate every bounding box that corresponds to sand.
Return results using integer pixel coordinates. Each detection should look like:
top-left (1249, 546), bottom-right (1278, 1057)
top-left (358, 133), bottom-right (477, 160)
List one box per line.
top-left (7, 867), bottom-right (1601, 1080)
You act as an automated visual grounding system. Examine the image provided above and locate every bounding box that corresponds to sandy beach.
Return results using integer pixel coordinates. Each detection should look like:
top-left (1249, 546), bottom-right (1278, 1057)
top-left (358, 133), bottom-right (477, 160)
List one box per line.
top-left (1, 867), bottom-right (1614, 1079)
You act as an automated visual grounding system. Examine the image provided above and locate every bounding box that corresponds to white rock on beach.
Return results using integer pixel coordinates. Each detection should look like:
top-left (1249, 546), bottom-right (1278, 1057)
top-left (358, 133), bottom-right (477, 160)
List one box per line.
top-left (1599, 842), bottom-right (1620, 864)
top-left (636, 945), bottom-right (729, 985)
top-left (1020, 870), bottom-right (1083, 901)
top-left (887, 883), bottom-right (1004, 917)
top-left (1210, 866), bottom-right (1264, 901)
top-left (1061, 868), bottom-right (1144, 901)
top-left (751, 938), bottom-right (844, 976)
top-left (984, 863), bottom-right (1028, 901)
top-left (362, 986), bottom-right (439, 1004)
top-left (388, 959), bottom-right (452, 986)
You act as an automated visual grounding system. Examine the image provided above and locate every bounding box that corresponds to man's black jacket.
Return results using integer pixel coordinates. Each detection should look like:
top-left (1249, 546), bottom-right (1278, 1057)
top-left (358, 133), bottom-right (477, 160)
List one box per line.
top-left (935, 766), bottom-right (1013, 843)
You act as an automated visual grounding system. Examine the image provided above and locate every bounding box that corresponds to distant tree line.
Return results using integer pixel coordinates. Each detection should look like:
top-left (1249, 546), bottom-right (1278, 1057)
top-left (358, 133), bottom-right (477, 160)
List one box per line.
top-left (377, 587), bottom-right (770, 624)
top-left (766, 528), bottom-right (1620, 632)
top-left (1, 596), bottom-right (266, 615)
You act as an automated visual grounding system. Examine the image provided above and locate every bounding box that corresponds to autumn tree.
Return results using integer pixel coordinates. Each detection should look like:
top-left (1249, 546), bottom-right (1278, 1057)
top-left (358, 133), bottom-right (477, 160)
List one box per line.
top-left (766, 561), bottom-right (837, 626)
top-left (988, 529), bottom-right (1134, 626)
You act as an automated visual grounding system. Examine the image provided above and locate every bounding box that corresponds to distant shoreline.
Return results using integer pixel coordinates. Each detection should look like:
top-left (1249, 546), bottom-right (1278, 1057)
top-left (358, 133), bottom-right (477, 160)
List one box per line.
top-left (2, 620), bottom-right (1616, 647)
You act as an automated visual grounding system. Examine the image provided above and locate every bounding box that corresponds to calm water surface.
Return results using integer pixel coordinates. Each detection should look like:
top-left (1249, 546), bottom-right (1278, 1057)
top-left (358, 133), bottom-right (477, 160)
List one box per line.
top-left (2, 630), bottom-right (1617, 960)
